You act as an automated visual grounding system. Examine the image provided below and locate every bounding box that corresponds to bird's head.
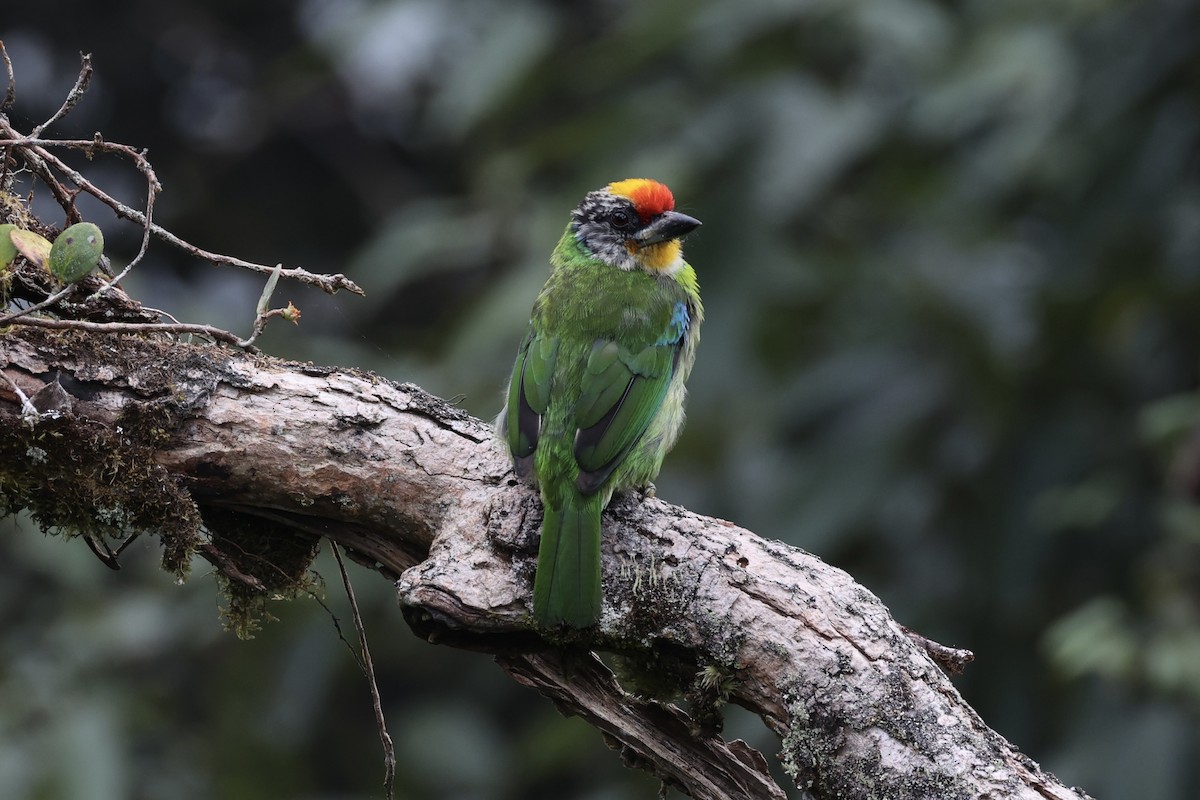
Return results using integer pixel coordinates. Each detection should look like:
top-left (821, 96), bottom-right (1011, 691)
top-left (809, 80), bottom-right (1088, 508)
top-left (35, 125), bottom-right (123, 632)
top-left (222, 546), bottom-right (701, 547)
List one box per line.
top-left (571, 178), bottom-right (701, 275)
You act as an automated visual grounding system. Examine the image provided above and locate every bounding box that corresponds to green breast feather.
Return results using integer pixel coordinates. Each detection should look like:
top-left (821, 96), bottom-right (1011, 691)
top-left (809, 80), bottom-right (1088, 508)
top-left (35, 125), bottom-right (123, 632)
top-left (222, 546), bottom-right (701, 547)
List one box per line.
top-left (504, 258), bottom-right (696, 499)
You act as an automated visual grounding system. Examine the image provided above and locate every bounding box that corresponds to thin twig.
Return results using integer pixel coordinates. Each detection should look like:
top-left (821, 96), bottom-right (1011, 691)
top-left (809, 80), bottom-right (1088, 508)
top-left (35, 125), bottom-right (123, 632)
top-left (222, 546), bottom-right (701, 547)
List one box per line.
top-left (1, 74), bottom-right (361, 297)
top-left (0, 129), bottom-right (362, 296)
top-left (0, 125), bottom-right (83, 224)
top-left (82, 531), bottom-right (140, 570)
top-left (86, 133), bottom-right (158, 294)
top-left (0, 133), bottom-right (162, 288)
top-left (31, 53), bottom-right (92, 138)
top-left (331, 543), bottom-right (396, 800)
top-left (0, 53), bottom-right (351, 370)
top-left (0, 40), bottom-right (15, 112)
top-left (0, 284), bottom-right (78, 326)
top-left (140, 305), bottom-right (183, 325)
top-left (2, 314), bottom-right (254, 350)
top-left (0, 130), bottom-right (163, 290)
top-left (0, 51), bottom-right (97, 224)
top-left (0, 136), bottom-right (160, 164)
top-left (310, 591), bottom-right (367, 670)
top-left (199, 542), bottom-right (267, 594)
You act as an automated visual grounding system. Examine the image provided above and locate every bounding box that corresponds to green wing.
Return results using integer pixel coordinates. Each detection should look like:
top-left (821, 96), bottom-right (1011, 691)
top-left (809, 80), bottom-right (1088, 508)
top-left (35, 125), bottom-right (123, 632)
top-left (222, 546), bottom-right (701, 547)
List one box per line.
top-left (504, 328), bottom-right (559, 476)
top-left (572, 337), bottom-right (678, 494)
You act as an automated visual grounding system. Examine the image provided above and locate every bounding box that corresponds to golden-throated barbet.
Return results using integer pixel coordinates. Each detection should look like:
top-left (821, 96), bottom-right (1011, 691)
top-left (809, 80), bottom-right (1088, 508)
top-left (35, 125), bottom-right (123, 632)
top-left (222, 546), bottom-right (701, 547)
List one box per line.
top-left (499, 178), bottom-right (703, 628)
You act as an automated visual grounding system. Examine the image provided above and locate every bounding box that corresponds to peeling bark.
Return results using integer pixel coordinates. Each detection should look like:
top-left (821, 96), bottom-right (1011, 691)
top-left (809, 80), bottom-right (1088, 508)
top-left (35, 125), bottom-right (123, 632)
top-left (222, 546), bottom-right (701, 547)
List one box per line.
top-left (0, 327), bottom-right (1094, 800)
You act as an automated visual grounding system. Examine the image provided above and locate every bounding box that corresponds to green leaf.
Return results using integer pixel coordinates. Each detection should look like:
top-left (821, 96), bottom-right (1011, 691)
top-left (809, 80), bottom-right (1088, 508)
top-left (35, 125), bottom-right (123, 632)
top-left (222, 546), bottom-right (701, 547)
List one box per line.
top-left (0, 224), bottom-right (18, 270)
top-left (9, 228), bottom-right (53, 271)
top-left (49, 222), bottom-right (105, 283)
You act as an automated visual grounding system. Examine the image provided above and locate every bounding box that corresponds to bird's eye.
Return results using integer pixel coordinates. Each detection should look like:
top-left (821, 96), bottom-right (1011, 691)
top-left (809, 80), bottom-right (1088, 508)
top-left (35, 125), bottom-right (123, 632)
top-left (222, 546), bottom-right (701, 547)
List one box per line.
top-left (609, 209), bottom-right (636, 230)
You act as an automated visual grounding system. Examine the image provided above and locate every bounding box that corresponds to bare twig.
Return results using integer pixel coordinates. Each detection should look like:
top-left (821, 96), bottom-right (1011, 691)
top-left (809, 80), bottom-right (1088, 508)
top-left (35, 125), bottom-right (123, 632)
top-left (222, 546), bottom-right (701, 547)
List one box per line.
top-left (0, 137), bottom-right (159, 181)
top-left (140, 305), bottom-right (183, 325)
top-left (2, 314), bottom-right (254, 350)
top-left (199, 541), bottom-right (268, 594)
top-left (0, 53), bottom-right (362, 354)
top-left (0, 129), bottom-right (164, 289)
top-left (31, 53), bottom-right (93, 138)
top-left (310, 592), bottom-right (365, 667)
top-left (0, 129), bottom-right (301, 349)
top-left (332, 543), bottom-right (396, 800)
top-left (82, 532), bottom-right (141, 570)
top-left (0, 126), bottom-right (84, 224)
top-left (0, 132), bottom-right (158, 291)
top-left (0, 284), bottom-right (78, 326)
top-left (88, 132), bottom-right (158, 294)
top-left (0, 41), bottom-right (14, 112)
top-left (0, 51), bottom-right (99, 224)
top-left (0, 127), bottom-right (361, 295)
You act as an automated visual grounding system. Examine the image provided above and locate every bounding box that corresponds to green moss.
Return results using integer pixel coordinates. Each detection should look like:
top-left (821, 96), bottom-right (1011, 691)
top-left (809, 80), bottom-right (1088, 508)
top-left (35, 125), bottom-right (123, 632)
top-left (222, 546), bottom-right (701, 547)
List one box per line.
top-left (0, 328), bottom-right (322, 638)
top-left (200, 506), bottom-right (322, 639)
top-left (0, 411), bottom-right (201, 578)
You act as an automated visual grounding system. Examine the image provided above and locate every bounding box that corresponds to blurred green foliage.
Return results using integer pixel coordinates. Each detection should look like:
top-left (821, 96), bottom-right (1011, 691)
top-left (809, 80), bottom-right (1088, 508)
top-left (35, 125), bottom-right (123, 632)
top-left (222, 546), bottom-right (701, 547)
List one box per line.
top-left (1, 0), bottom-right (1198, 797)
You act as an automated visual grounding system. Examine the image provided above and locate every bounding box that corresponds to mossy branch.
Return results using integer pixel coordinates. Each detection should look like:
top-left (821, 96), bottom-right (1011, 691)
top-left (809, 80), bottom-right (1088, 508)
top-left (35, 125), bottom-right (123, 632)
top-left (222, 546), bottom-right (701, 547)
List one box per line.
top-left (0, 325), bottom-right (1094, 800)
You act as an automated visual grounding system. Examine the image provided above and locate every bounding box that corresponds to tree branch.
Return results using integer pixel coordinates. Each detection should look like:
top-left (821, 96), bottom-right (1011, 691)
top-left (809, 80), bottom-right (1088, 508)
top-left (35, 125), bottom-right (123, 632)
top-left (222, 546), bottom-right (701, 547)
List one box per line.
top-left (0, 327), bottom-right (1094, 800)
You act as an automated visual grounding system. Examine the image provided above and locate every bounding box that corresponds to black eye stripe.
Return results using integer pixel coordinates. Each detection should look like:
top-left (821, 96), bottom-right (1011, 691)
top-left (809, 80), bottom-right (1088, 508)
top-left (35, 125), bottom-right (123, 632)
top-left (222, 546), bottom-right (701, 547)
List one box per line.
top-left (571, 191), bottom-right (642, 239)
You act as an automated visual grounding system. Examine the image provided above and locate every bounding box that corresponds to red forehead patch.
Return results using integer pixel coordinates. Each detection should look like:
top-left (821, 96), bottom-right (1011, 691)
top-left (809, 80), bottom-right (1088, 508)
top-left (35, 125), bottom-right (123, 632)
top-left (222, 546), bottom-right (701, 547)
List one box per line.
top-left (607, 178), bottom-right (675, 221)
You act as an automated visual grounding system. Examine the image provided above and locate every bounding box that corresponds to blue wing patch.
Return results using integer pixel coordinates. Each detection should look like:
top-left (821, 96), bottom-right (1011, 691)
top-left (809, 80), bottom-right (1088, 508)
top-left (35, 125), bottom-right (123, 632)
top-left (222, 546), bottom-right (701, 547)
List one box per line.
top-left (655, 301), bottom-right (690, 346)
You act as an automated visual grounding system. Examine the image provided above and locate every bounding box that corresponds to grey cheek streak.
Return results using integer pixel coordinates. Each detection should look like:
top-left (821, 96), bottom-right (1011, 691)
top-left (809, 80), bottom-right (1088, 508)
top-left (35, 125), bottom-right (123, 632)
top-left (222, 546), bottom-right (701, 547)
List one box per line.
top-left (576, 222), bottom-right (637, 271)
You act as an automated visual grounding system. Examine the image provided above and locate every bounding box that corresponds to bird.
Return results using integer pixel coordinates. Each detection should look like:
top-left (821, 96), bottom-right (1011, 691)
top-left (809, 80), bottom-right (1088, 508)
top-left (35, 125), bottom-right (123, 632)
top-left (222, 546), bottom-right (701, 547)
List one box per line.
top-left (499, 178), bottom-right (703, 628)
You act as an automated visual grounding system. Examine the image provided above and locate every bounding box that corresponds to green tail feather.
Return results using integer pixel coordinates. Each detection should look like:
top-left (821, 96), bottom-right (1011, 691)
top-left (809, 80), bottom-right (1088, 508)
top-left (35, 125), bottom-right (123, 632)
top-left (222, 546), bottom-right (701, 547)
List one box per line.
top-left (533, 493), bottom-right (603, 627)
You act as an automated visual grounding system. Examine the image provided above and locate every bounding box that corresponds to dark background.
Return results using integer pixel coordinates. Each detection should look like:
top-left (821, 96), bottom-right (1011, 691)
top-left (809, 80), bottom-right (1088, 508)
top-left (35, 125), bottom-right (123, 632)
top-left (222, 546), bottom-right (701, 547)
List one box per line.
top-left (2, 1), bottom-right (1198, 798)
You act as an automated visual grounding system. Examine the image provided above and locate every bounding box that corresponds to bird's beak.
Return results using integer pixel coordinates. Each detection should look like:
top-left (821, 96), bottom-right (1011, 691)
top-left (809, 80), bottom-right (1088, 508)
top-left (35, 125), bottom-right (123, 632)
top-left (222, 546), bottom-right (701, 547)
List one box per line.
top-left (633, 211), bottom-right (702, 246)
